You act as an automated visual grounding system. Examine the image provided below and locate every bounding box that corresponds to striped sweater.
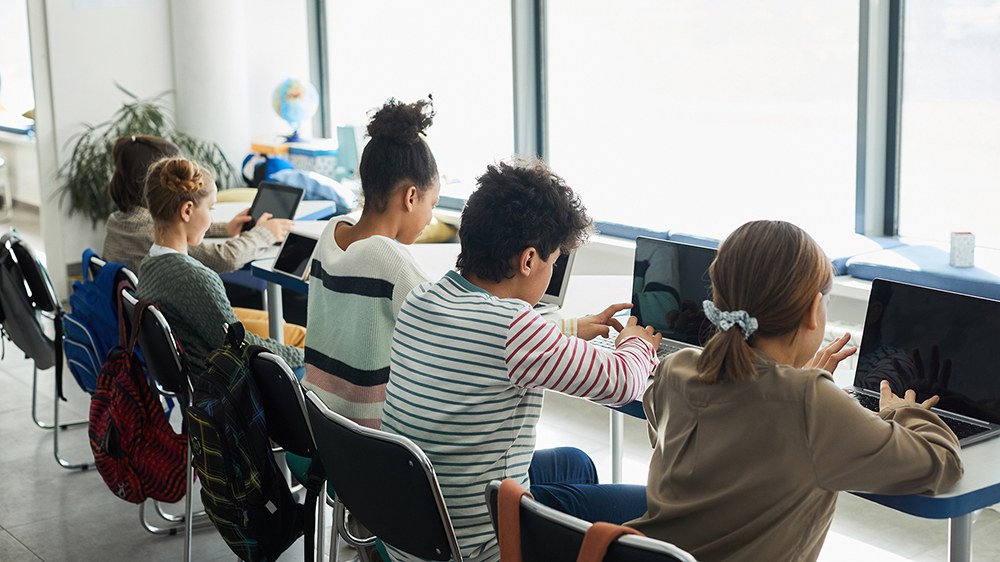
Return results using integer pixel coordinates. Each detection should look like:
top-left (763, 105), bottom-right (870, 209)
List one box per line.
top-left (382, 270), bottom-right (657, 562)
top-left (302, 216), bottom-right (429, 427)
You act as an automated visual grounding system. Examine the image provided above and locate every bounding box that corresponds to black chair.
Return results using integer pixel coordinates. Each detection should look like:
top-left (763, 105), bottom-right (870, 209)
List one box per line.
top-left (250, 351), bottom-right (330, 562)
top-left (0, 231), bottom-right (91, 469)
top-left (483, 480), bottom-right (697, 562)
top-left (120, 288), bottom-right (210, 561)
top-left (304, 390), bottom-right (463, 562)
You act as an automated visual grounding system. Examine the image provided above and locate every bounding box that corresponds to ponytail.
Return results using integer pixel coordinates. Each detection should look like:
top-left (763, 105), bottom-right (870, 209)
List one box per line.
top-left (697, 326), bottom-right (756, 383)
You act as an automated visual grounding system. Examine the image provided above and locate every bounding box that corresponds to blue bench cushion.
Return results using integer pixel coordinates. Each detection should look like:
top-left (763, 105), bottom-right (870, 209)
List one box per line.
top-left (666, 231), bottom-right (721, 249)
top-left (811, 232), bottom-right (903, 276)
top-left (846, 244), bottom-right (1000, 301)
top-left (594, 221), bottom-right (669, 241)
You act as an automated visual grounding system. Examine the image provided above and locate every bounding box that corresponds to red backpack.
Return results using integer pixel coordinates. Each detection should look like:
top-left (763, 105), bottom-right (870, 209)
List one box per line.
top-left (88, 300), bottom-right (186, 503)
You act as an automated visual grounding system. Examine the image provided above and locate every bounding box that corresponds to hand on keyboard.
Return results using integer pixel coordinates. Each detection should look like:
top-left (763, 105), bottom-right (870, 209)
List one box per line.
top-left (576, 303), bottom-right (632, 340)
top-left (878, 380), bottom-right (940, 411)
top-left (616, 316), bottom-right (663, 351)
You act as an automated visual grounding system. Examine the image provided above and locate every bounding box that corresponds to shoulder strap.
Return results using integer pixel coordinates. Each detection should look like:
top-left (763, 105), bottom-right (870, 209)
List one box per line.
top-left (575, 522), bottom-right (645, 562)
top-left (81, 248), bottom-right (98, 283)
top-left (498, 478), bottom-right (532, 562)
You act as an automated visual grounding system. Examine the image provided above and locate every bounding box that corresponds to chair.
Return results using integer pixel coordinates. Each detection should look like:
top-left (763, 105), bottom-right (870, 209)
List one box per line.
top-left (120, 288), bottom-right (210, 561)
top-left (0, 231), bottom-right (91, 470)
top-left (249, 351), bottom-right (330, 562)
top-left (484, 480), bottom-right (697, 562)
top-left (304, 390), bottom-right (464, 562)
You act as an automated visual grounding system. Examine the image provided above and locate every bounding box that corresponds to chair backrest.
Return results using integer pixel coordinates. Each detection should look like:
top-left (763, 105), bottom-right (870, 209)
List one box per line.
top-left (0, 231), bottom-right (59, 368)
top-left (249, 351), bottom-right (315, 458)
top-left (120, 288), bottom-right (187, 398)
top-left (484, 481), bottom-right (697, 562)
top-left (304, 391), bottom-right (463, 562)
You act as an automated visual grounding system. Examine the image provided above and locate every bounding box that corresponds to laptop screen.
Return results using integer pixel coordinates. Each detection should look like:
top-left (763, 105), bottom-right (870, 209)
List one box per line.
top-left (855, 279), bottom-right (1000, 424)
top-left (632, 237), bottom-right (716, 347)
top-left (544, 252), bottom-right (571, 298)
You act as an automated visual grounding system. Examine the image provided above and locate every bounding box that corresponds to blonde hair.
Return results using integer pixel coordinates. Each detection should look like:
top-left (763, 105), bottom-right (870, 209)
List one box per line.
top-left (696, 220), bottom-right (832, 383)
top-left (145, 157), bottom-right (213, 225)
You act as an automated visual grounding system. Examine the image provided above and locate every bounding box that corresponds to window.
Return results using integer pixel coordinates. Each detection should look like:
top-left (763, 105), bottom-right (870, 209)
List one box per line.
top-left (0, 0), bottom-right (35, 133)
top-left (546, 1), bottom-right (859, 239)
top-left (898, 0), bottom-right (1000, 247)
top-left (323, 0), bottom-right (515, 188)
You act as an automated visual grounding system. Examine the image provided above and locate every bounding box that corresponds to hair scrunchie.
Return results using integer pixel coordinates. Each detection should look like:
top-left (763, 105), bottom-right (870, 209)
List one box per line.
top-left (703, 300), bottom-right (758, 339)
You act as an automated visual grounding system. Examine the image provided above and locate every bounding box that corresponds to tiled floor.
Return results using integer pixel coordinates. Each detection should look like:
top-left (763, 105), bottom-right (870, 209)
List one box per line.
top-left (3, 209), bottom-right (1000, 561)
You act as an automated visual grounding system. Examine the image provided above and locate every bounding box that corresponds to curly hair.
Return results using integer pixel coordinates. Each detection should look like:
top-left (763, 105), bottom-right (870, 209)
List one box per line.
top-left (456, 159), bottom-right (592, 283)
top-left (358, 97), bottom-right (439, 212)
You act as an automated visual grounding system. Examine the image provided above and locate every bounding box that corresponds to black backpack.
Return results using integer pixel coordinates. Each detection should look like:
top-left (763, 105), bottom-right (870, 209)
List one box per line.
top-left (187, 322), bottom-right (306, 562)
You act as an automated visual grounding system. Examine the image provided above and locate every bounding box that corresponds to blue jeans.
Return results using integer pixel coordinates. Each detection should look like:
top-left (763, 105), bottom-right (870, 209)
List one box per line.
top-left (528, 447), bottom-right (647, 524)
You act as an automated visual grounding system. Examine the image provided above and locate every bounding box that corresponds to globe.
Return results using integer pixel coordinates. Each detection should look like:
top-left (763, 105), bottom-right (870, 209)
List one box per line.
top-left (272, 78), bottom-right (319, 142)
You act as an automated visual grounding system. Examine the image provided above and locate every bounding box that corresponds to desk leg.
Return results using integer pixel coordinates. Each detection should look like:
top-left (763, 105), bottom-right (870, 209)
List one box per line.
top-left (266, 281), bottom-right (284, 344)
top-left (948, 513), bottom-right (972, 562)
top-left (611, 410), bottom-right (624, 484)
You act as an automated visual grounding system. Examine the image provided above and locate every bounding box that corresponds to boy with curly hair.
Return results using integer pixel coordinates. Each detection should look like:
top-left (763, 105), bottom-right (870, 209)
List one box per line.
top-left (381, 158), bottom-right (661, 562)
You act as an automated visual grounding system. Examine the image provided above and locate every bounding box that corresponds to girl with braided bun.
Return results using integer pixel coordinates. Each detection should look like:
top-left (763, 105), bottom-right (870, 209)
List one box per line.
top-left (627, 220), bottom-right (963, 562)
top-left (135, 157), bottom-right (305, 377)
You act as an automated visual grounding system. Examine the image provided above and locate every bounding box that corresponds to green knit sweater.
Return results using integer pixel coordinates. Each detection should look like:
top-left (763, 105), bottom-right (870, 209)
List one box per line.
top-left (136, 252), bottom-right (304, 374)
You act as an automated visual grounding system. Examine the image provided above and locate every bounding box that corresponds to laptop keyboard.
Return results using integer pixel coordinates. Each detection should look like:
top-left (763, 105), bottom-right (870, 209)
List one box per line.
top-left (592, 336), bottom-right (682, 359)
top-left (850, 391), bottom-right (988, 441)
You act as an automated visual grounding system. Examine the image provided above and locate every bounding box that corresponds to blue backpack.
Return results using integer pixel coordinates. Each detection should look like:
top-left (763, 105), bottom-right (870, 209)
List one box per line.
top-left (62, 249), bottom-right (132, 394)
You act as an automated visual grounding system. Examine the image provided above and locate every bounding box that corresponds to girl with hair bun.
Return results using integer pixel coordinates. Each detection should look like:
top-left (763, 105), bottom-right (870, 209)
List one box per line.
top-left (136, 157), bottom-right (305, 377)
top-left (302, 97), bottom-right (440, 428)
top-left (627, 220), bottom-right (963, 562)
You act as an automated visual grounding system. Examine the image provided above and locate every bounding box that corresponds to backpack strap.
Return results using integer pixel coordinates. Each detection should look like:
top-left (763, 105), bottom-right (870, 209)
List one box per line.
top-left (81, 248), bottom-right (98, 283)
top-left (225, 321), bottom-right (247, 352)
top-left (498, 478), bottom-right (533, 562)
top-left (301, 456), bottom-right (326, 562)
top-left (575, 522), bottom-right (644, 562)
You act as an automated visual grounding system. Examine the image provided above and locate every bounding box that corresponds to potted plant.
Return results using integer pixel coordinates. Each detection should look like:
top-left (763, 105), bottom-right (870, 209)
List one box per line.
top-left (59, 84), bottom-right (238, 227)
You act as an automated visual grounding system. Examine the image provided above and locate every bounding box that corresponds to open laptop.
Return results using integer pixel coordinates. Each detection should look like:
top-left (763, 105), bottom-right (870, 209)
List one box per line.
top-left (242, 181), bottom-right (305, 232)
top-left (595, 237), bottom-right (717, 358)
top-left (533, 250), bottom-right (577, 315)
top-left (271, 231), bottom-right (321, 282)
top-left (848, 278), bottom-right (1000, 446)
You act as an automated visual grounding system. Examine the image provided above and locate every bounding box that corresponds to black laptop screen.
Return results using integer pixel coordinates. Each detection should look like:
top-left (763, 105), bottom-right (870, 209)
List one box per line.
top-left (855, 279), bottom-right (1000, 424)
top-left (544, 252), bottom-right (571, 298)
top-left (631, 238), bottom-right (716, 347)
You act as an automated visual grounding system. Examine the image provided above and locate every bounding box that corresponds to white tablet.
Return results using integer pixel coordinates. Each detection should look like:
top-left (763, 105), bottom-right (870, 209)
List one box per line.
top-left (272, 231), bottom-right (320, 281)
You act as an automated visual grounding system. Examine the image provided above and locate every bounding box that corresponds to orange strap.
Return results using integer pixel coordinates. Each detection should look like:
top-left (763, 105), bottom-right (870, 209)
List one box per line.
top-left (497, 479), bottom-right (533, 562)
top-left (576, 522), bottom-right (645, 562)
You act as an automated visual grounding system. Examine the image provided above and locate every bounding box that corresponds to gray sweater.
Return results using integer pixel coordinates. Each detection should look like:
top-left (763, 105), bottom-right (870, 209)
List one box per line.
top-left (137, 252), bottom-right (303, 375)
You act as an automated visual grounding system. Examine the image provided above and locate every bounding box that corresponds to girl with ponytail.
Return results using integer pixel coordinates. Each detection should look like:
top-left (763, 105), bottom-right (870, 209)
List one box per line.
top-left (627, 220), bottom-right (963, 562)
top-left (135, 157), bottom-right (305, 377)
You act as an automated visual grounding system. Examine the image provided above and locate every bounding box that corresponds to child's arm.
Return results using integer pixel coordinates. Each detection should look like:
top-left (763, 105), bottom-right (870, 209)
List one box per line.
top-left (504, 307), bottom-right (657, 407)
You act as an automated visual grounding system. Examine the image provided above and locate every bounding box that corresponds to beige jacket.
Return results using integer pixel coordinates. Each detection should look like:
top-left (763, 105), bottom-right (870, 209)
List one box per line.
top-left (627, 348), bottom-right (963, 562)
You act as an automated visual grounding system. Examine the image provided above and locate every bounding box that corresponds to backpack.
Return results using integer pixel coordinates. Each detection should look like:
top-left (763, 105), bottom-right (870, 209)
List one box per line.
top-left (187, 321), bottom-right (304, 562)
top-left (88, 299), bottom-right (187, 503)
top-left (63, 249), bottom-right (131, 394)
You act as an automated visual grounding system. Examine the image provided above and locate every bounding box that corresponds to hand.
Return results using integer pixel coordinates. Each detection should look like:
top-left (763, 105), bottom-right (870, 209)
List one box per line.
top-left (878, 379), bottom-right (939, 411)
top-left (615, 316), bottom-right (662, 352)
top-left (576, 303), bottom-right (631, 340)
top-left (804, 332), bottom-right (857, 373)
top-left (225, 208), bottom-right (253, 237)
top-left (255, 213), bottom-right (294, 243)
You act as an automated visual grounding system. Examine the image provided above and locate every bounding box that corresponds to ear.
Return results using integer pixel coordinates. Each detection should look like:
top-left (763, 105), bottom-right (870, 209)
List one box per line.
top-left (402, 185), bottom-right (418, 212)
top-left (178, 200), bottom-right (195, 224)
top-left (514, 247), bottom-right (538, 278)
top-left (804, 292), bottom-right (823, 331)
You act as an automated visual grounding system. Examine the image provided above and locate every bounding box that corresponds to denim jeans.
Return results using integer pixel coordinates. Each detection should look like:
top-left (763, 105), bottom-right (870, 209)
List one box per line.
top-left (528, 447), bottom-right (647, 524)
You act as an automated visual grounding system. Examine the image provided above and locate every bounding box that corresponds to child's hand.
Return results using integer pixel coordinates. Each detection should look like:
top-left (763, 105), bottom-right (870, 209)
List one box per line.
top-left (878, 380), bottom-right (939, 411)
top-left (256, 213), bottom-right (294, 243)
top-left (616, 316), bottom-right (662, 352)
top-left (225, 208), bottom-right (253, 237)
top-left (804, 332), bottom-right (857, 373)
top-left (576, 303), bottom-right (631, 340)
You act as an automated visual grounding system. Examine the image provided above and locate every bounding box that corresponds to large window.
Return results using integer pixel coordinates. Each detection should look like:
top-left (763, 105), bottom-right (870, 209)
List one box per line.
top-left (898, 0), bottom-right (1000, 247)
top-left (323, 0), bottom-right (515, 189)
top-left (546, 1), bottom-right (859, 239)
top-left (0, 0), bottom-right (35, 133)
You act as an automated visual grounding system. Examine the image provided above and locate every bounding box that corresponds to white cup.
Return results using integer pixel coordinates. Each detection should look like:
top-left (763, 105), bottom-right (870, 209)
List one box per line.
top-left (950, 232), bottom-right (975, 268)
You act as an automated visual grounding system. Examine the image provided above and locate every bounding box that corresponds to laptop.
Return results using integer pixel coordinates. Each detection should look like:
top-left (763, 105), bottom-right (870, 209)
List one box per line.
top-left (595, 237), bottom-right (717, 358)
top-left (848, 278), bottom-right (1000, 446)
top-left (533, 250), bottom-right (577, 315)
top-left (242, 181), bottom-right (305, 232)
top-left (271, 231), bottom-right (321, 282)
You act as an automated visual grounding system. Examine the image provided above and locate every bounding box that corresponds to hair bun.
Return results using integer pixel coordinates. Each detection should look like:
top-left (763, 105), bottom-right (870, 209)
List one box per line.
top-left (366, 97), bottom-right (435, 145)
top-left (159, 158), bottom-right (204, 195)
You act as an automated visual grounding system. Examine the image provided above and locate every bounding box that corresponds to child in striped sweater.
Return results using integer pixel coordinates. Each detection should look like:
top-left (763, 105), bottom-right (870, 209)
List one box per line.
top-left (302, 98), bottom-right (440, 427)
top-left (382, 159), bottom-right (662, 562)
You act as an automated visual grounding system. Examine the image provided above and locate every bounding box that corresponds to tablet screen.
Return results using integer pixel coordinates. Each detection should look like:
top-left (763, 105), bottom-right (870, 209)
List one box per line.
top-left (273, 233), bottom-right (318, 279)
top-left (244, 183), bottom-right (304, 230)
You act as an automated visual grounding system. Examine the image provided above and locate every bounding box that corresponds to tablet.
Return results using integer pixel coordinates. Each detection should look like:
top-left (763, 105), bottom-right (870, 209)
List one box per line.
top-left (272, 231), bottom-right (320, 281)
top-left (242, 182), bottom-right (305, 231)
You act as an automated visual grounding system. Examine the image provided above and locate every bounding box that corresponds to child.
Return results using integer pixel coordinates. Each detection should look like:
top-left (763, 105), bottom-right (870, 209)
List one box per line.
top-left (103, 134), bottom-right (293, 273)
top-left (381, 159), bottom-right (662, 562)
top-left (627, 220), bottom-right (963, 562)
top-left (302, 98), bottom-right (439, 428)
top-left (135, 157), bottom-right (304, 376)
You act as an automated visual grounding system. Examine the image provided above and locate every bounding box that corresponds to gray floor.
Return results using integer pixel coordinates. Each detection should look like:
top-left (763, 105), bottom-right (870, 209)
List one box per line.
top-left (4, 209), bottom-right (1000, 561)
